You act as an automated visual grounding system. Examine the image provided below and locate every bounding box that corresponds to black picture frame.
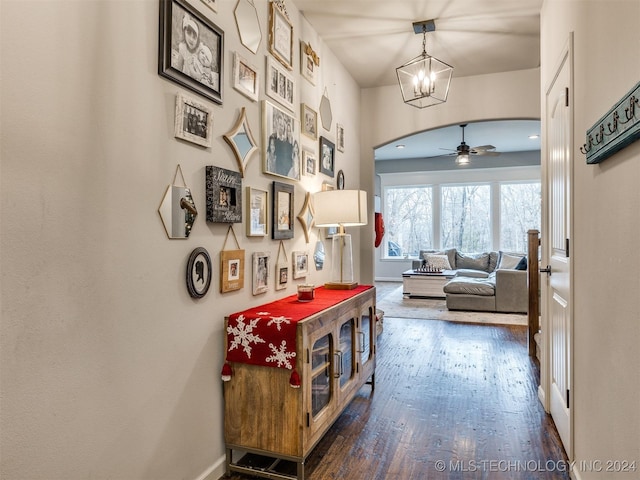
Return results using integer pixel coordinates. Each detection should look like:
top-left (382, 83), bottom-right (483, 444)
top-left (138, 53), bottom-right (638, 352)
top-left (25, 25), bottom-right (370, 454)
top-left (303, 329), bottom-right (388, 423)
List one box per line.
top-left (319, 136), bottom-right (335, 177)
top-left (186, 247), bottom-right (212, 298)
top-left (272, 181), bottom-right (294, 240)
top-left (159, 0), bottom-right (224, 105)
top-left (206, 166), bottom-right (242, 223)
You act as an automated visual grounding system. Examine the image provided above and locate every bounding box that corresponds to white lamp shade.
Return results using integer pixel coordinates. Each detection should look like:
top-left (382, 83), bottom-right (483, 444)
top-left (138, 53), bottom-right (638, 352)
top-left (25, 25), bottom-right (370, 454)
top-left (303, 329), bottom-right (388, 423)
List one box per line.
top-left (313, 190), bottom-right (368, 227)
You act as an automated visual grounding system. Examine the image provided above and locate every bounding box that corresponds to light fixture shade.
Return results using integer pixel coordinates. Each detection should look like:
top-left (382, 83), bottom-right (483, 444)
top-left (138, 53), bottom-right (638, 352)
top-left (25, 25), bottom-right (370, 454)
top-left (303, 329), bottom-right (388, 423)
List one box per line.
top-left (396, 53), bottom-right (453, 109)
top-left (313, 190), bottom-right (368, 228)
top-left (456, 153), bottom-right (470, 165)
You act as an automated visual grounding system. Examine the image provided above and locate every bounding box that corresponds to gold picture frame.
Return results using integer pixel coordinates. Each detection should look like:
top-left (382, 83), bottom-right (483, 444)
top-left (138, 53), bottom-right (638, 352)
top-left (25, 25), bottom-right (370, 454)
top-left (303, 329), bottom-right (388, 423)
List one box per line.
top-left (268, 1), bottom-right (293, 70)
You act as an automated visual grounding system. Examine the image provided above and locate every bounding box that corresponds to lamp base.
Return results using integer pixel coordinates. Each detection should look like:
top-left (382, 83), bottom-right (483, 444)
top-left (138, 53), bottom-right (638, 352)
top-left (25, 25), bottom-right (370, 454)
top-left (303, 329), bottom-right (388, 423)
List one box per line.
top-left (324, 282), bottom-right (359, 290)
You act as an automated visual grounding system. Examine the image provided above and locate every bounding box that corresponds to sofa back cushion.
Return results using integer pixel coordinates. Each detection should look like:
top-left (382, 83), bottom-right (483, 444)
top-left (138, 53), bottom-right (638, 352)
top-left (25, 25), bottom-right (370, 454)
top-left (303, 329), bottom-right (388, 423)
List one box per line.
top-left (498, 251), bottom-right (526, 269)
top-left (455, 252), bottom-right (491, 272)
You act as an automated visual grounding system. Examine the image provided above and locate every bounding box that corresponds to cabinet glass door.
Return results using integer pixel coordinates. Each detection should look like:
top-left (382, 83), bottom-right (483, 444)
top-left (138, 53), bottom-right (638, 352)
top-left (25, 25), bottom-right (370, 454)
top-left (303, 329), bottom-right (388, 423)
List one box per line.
top-left (360, 306), bottom-right (372, 364)
top-left (311, 334), bottom-right (332, 417)
top-left (338, 319), bottom-right (355, 387)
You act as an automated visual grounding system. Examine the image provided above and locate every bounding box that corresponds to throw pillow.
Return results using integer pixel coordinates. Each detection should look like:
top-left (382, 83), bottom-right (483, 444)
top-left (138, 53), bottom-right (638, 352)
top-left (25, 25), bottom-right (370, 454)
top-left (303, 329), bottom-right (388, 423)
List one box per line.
top-left (424, 253), bottom-right (452, 271)
top-left (515, 256), bottom-right (527, 270)
top-left (498, 251), bottom-right (525, 269)
top-left (456, 252), bottom-right (490, 272)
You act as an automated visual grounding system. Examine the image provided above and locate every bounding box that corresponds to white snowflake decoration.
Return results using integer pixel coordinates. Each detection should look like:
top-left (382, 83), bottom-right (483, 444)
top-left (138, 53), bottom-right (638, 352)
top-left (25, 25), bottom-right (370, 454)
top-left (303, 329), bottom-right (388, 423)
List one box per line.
top-left (267, 315), bottom-right (291, 331)
top-left (256, 311), bottom-right (271, 316)
top-left (265, 340), bottom-right (296, 369)
top-left (227, 315), bottom-right (265, 358)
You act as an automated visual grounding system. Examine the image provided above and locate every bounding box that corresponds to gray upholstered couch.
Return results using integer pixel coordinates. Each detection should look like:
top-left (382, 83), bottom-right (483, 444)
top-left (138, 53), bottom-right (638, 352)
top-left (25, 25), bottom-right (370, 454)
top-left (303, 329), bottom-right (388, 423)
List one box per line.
top-left (411, 248), bottom-right (527, 313)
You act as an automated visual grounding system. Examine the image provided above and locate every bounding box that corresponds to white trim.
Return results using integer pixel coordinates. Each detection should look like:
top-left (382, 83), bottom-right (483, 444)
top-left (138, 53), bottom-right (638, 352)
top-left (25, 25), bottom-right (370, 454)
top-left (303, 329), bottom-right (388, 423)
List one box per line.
top-left (193, 456), bottom-right (226, 480)
top-left (379, 165), bottom-right (541, 187)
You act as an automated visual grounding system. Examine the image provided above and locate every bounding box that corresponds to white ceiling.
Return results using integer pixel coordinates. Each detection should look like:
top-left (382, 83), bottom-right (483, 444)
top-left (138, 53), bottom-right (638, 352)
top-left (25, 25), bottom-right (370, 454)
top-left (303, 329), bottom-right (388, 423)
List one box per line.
top-left (290, 0), bottom-right (543, 160)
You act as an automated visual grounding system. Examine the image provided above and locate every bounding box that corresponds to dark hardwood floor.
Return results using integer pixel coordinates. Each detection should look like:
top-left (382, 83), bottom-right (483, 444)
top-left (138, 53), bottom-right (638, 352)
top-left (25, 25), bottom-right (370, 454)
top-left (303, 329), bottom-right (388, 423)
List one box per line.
top-left (225, 286), bottom-right (569, 480)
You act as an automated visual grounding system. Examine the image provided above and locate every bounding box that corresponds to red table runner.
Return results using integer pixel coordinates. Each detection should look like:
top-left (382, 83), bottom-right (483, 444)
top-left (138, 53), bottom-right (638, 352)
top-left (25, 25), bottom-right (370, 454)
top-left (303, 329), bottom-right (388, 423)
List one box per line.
top-left (224, 286), bottom-right (372, 384)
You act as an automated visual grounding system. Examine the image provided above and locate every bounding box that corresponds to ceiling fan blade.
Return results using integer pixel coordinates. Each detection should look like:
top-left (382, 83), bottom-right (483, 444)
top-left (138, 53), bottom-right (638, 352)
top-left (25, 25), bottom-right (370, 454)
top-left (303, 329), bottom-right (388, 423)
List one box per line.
top-left (471, 145), bottom-right (496, 151)
top-left (439, 147), bottom-right (457, 152)
top-left (472, 151), bottom-right (501, 156)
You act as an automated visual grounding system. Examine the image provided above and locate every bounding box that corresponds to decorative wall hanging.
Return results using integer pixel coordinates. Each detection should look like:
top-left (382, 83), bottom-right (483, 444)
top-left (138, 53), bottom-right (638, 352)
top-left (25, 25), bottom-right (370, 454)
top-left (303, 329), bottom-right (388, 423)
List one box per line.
top-left (301, 103), bottom-right (317, 140)
top-left (158, 164), bottom-right (197, 239)
top-left (336, 123), bottom-right (345, 152)
top-left (223, 107), bottom-right (258, 177)
top-left (174, 92), bottom-right (213, 148)
top-left (292, 251), bottom-right (309, 279)
top-left (302, 148), bottom-right (316, 176)
top-left (319, 88), bottom-right (333, 131)
top-left (319, 136), bottom-right (335, 177)
top-left (272, 181), bottom-right (294, 240)
top-left (246, 186), bottom-right (268, 236)
top-left (232, 52), bottom-right (259, 102)
top-left (580, 81), bottom-right (640, 164)
top-left (220, 225), bottom-right (245, 293)
top-left (275, 240), bottom-right (289, 290)
top-left (337, 170), bottom-right (345, 190)
top-left (186, 247), bottom-right (212, 298)
top-left (314, 233), bottom-right (325, 271)
top-left (300, 41), bottom-right (319, 85)
top-left (268, 0), bottom-right (293, 70)
top-left (265, 55), bottom-right (295, 112)
top-left (159, 0), bottom-right (224, 104)
top-left (200, 0), bottom-right (217, 12)
top-left (252, 251), bottom-right (270, 295)
top-left (262, 100), bottom-right (301, 181)
top-left (234, 0), bottom-right (261, 54)
top-left (206, 165), bottom-right (242, 223)
top-left (296, 191), bottom-right (315, 243)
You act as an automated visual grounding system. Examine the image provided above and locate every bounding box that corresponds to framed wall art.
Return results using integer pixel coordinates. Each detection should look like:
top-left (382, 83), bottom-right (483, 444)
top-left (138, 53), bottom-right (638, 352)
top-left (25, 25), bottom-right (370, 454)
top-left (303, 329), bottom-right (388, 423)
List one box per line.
top-left (200, 0), bottom-right (217, 12)
top-left (296, 191), bottom-right (315, 243)
top-left (300, 41), bottom-right (319, 85)
top-left (232, 52), bottom-right (259, 102)
top-left (159, 0), bottom-right (224, 104)
top-left (319, 136), bottom-right (335, 177)
top-left (336, 123), bottom-right (345, 152)
top-left (263, 100), bottom-right (300, 181)
top-left (301, 103), bottom-right (317, 139)
top-left (186, 247), bottom-right (212, 298)
top-left (302, 149), bottom-right (316, 176)
top-left (268, 0), bottom-right (293, 70)
top-left (337, 170), bottom-right (345, 190)
top-left (292, 251), bottom-right (309, 279)
top-left (252, 252), bottom-right (270, 295)
top-left (275, 240), bottom-right (289, 291)
top-left (220, 225), bottom-right (244, 293)
top-left (223, 107), bottom-right (258, 177)
top-left (246, 186), bottom-right (268, 236)
top-left (174, 92), bottom-right (213, 148)
top-left (206, 166), bottom-right (242, 223)
top-left (272, 181), bottom-right (294, 240)
top-left (266, 55), bottom-right (295, 111)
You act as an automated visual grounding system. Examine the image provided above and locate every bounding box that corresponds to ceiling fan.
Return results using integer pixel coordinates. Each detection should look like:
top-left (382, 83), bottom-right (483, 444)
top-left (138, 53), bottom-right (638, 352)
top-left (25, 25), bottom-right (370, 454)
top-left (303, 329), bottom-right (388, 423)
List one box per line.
top-left (442, 124), bottom-right (501, 165)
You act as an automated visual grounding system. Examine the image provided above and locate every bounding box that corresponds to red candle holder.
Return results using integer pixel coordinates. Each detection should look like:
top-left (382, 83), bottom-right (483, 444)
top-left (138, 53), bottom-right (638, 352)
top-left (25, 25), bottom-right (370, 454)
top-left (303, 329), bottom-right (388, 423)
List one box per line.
top-left (297, 284), bottom-right (315, 302)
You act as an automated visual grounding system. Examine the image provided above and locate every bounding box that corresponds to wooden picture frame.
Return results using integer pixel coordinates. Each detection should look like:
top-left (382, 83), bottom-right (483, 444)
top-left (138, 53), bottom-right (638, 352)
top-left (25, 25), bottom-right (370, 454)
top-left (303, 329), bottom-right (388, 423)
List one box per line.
top-left (252, 252), bottom-right (270, 295)
top-left (268, 1), bottom-right (293, 70)
top-left (336, 123), bottom-right (345, 152)
top-left (292, 251), bottom-right (309, 279)
top-left (186, 247), bottom-right (212, 298)
top-left (159, 0), bottom-right (224, 104)
top-left (206, 166), bottom-right (242, 223)
top-left (319, 136), bottom-right (335, 177)
top-left (266, 55), bottom-right (295, 112)
top-left (301, 103), bottom-right (317, 140)
top-left (300, 41), bottom-right (319, 85)
top-left (232, 52), bottom-right (259, 102)
top-left (246, 186), bottom-right (268, 237)
top-left (272, 181), bottom-right (294, 240)
top-left (174, 92), bottom-right (213, 148)
top-left (276, 263), bottom-right (289, 290)
top-left (262, 100), bottom-right (301, 181)
top-left (302, 149), bottom-right (316, 176)
top-left (221, 249), bottom-right (244, 293)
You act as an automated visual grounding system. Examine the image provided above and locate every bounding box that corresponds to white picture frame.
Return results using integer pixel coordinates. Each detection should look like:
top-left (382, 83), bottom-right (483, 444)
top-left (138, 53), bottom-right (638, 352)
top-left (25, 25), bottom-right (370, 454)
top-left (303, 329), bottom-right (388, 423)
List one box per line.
top-left (233, 52), bottom-right (259, 102)
top-left (246, 187), bottom-right (268, 237)
top-left (301, 103), bottom-right (317, 140)
top-left (174, 92), bottom-right (213, 148)
top-left (300, 41), bottom-right (319, 85)
top-left (292, 251), bottom-right (309, 279)
top-left (266, 55), bottom-right (295, 112)
top-left (252, 252), bottom-right (270, 295)
top-left (336, 123), bottom-right (345, 152)
top-left (302, 149), bottom-right (316, 176)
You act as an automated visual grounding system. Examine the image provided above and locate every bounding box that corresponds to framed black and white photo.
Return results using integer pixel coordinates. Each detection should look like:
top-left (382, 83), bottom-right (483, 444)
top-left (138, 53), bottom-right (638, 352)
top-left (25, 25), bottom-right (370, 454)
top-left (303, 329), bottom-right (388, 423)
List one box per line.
top-left (301, 103), bottom-right (317, 139)
top-left (300, 41), bottom-right (319, 85)
top-left (159, 0), bottom-right (224, 104)
top-left (246, 186), bottom-right (268, 236)
top-left (268, 1), bottom-right (293, 70)
top-left (266, 55), bottom-right (295, 111)
top-left (292, 251), bottom-right (309, 279)
top-left (263, 100), bottom-right (301, 181)
top-left (252, 252), bottom-right (270, 295)
top-left (319, 136), bottom-right (335, 177)
top-left (233, 52), bottom-right (259, 102)
top-left (272, 181), bottom-right (294, 240)
top-left (302, 149), bottom-right (316, 176)
top-left (186, 247), bottom-right (212, 298)
top-left (276, 264), bottom-right (288, 290)
top-left (206, 166), bottom-right (242, 223)
top-left (174, 92), bottom-right (213, 147)
top-left (336, 123), bottom-right (345, 152)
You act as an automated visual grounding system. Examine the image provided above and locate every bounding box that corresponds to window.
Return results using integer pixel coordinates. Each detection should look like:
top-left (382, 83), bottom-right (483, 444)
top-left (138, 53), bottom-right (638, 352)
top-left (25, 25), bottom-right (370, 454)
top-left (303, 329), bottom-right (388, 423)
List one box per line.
top-left (441, 185), bottom-right (491, 251)
top-left (500, 182), bottom-right (541, 252)
top-left (383, 186), bottom-right (433, 258)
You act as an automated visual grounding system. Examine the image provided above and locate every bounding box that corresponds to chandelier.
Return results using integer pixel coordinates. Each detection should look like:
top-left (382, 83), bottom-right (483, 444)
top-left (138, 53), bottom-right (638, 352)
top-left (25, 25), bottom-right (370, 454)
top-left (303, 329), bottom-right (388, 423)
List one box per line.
top-left (396, 20), bottom-right (453, 109)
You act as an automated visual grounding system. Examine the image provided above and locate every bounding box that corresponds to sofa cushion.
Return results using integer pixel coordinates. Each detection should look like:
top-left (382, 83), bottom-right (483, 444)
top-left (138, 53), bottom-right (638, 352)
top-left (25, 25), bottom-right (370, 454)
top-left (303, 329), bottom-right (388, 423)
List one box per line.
top-left (455, 269), bottom-right (490, 279)
top-left (424, 253), bottom-right (452, 270)
top-left (515, 256), bottom-right (527, 270)
top-left (498, 251), bottom-right (525, 269)
top-left (443, 277), bottom-right (495, 296)
top-left (455, 252), bottom-right (491, 272)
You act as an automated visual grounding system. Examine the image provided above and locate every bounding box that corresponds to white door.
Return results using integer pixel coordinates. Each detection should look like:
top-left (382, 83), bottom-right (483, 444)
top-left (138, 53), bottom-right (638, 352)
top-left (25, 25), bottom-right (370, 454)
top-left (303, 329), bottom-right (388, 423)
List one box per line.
top-left (543, 39), bottom-right (573, 455)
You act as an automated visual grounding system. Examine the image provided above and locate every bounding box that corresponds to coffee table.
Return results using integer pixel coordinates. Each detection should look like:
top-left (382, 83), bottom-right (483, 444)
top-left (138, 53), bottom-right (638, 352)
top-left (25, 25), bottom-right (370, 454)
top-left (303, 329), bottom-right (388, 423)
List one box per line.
top-left (402, 269), bottom-right (456, 299)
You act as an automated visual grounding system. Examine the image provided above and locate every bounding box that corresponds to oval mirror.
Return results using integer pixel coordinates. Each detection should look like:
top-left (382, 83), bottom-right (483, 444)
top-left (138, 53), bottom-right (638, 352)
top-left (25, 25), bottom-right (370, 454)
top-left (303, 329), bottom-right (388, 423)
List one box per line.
top-left (314, 239), bottom-right (325, 270)
top-left (159, 185), bottom-right (197, 239)
top-left (319, 92), bottom-right (332, 131)
top-left (235, 0), bottom-right (262, 54)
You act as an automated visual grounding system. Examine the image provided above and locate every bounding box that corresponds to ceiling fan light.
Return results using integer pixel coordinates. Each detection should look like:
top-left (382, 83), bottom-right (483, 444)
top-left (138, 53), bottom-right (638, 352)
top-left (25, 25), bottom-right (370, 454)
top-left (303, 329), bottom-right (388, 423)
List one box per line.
top-left (456, 153), bottom-right (470, 165)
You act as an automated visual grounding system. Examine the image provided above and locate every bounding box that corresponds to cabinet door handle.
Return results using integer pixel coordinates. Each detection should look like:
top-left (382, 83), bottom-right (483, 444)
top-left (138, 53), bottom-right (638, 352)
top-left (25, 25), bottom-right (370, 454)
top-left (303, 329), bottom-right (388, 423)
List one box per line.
top-left (357, 331), bottom-right (365, 353)
top-left (333, 351), bottom-right (343, 378)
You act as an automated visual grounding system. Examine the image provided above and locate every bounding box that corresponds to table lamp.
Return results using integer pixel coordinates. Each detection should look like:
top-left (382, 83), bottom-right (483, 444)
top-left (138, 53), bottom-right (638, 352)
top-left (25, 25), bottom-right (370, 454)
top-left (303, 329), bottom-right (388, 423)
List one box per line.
top-left (313, 190), bottom-right (368, 289)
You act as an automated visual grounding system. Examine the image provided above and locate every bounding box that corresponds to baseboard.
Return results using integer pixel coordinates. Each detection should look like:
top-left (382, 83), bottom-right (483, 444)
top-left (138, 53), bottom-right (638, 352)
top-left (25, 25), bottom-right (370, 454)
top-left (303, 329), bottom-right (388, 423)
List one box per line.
top-left (537, 385), bottom-right (546, 410)
top-left (374, 277), bottom-right (403, 282)
top-left (194, 455), bottom-right (226, 480)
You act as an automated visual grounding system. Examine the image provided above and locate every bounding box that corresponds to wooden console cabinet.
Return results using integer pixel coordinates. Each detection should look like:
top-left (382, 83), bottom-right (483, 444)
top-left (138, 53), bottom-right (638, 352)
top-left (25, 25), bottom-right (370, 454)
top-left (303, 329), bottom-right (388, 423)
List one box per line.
top-left (223, 286), bottom-right (376, 480)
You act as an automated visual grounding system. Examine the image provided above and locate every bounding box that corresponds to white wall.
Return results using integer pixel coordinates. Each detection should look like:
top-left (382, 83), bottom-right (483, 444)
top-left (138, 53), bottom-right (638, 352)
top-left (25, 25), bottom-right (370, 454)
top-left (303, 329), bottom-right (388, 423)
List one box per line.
top-left (540, 1), bottom-right (640, 477)
top-left (0, 1), bottom-right (361, 479)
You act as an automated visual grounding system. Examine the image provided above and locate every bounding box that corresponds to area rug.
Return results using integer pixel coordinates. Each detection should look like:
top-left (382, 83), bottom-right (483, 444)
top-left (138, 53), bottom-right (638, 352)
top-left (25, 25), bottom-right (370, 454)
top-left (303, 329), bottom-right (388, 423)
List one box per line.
top-left (376, 283), bottom-right (527, 326)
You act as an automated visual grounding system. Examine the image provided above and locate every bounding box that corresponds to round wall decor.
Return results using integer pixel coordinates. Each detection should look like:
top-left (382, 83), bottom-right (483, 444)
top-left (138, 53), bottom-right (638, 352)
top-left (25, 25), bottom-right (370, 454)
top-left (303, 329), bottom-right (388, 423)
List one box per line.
top-left (186, 247), bottom-right (212, 298)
